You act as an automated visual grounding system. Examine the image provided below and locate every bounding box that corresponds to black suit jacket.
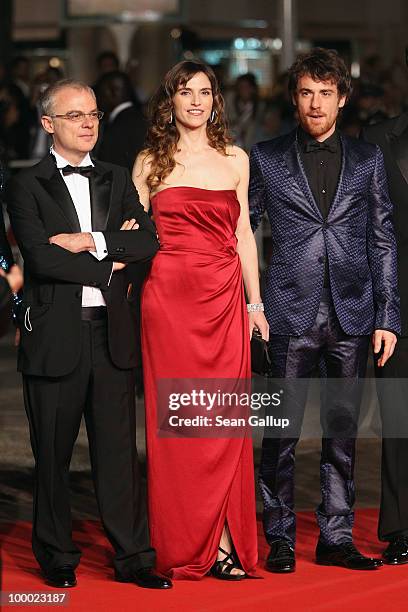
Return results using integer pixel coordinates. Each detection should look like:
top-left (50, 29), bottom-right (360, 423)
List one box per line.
top-left (98, 105), bottom-right (146, 172)
top-left (363, 114), bottom-right (408, 335)
top-left (250, 130), bottom-right (400, 336)
top-left (97, 105), bottom-right (150, 342)
top-left (5, 153), bottom-right (159, 376)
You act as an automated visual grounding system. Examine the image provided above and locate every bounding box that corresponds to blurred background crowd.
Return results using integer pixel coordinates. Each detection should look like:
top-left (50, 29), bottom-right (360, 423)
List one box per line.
top-left (2, 0), bottom-right (408, 268)
top-left (1, 50), bottom-right (408, 164)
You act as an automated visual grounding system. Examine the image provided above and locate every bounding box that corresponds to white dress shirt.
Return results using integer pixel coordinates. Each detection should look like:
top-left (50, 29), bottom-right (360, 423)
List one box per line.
top-left (108, 101), bottom-right (134, 123)
top-left (51, 148), bottom-right (110, 307)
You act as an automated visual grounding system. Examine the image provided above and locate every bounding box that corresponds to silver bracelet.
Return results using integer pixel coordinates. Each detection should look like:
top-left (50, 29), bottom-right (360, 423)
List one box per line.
top-left (247, 303), bottom-right (264, 313)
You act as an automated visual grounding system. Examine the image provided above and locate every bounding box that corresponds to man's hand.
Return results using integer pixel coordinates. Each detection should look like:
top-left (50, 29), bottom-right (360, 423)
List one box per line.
top-left (120, 219), bottom-right (139, 230)
top-left (111, 220), bottom-right (139, 272)
top-left (49, 232), bottom-right (95, 253)
top-left (0, 264), bottom-right (23, 293)
top-left (49, 220), bottom-right (139, 254)
top-left (372, 329), bottom-right (397, 367)
top-left (113, 262), bottom-right (126, 272)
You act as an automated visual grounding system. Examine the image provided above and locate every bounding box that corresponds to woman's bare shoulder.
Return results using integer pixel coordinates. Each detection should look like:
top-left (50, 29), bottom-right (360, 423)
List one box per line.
top-left (133, 150), bottom-right (153, 178)
top-left (226, 145), bottom-right (249, 167)
top-left (226, 144), bottom-right (248, 159)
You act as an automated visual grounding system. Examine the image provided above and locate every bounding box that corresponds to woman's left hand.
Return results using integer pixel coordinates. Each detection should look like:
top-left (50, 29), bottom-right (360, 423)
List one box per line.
top-left (0, 264), bottom-right (23, 294)
top-left (249, 311), bottom-right (269, 341)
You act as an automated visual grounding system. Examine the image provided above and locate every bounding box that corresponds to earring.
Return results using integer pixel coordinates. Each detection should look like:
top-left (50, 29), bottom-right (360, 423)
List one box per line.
top-left (210, 110), bottom-right (217, 123)
top-left (168, 111), bottom-right (173, 124)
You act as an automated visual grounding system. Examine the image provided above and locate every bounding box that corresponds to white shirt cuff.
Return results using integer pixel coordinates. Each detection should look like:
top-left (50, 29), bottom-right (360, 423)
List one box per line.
top-left (89, 232), bottom-right (108, 260)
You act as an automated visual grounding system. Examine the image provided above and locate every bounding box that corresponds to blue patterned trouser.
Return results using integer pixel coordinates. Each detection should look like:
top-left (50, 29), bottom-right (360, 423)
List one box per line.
top-left (259, 289), bottom-right (370, 546)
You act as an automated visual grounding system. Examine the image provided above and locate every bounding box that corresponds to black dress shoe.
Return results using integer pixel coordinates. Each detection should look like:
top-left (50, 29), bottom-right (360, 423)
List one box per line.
top-left (266, 540), bottom-right (296, 573)
top-left (115, 567), bottom-right (172, 589)
top-left (44, 566), bottom-right (77, 588)
top-left (382, 536), bottom-right (408, 565)
top-left (315, 541), bottom-right (382, 570)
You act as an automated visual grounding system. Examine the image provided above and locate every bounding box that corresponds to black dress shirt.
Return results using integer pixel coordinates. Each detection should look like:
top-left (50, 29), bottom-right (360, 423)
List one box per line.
top-left (298, 128), bottom-right (342, 286)
top-left (298, 127), bottom-right (342, 220)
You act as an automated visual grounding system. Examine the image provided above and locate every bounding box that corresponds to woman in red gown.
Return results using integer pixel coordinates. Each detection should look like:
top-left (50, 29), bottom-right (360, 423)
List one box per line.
top-left (133, 60), bottom-right (268, 580)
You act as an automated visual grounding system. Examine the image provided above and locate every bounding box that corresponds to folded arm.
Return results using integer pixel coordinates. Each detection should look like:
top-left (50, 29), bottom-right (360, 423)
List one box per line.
top-left (6, 177), bottom-right (112, 288)
top-left (102, 168), bottom-right (159, 263)
top-left (43, 170), bottom-right (158, 265)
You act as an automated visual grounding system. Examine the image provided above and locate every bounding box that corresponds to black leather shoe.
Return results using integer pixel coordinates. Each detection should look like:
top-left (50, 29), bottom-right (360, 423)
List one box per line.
top-left (44, 566), bottom-right (77, 588)
top-left (382, 536), bottom-right (408, 565)
top-left (266, 540), bottom-right (296, 573)
top-left (316, 541), bottom-right (382, 570)
top-left (115, 567), bottom-right (172, 589)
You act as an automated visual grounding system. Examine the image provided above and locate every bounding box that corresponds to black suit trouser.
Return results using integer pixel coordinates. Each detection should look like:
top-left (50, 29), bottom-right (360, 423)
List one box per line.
top-left (375, 336), bottom-right (408, 541)
top-left (23, 319), bottom-right (155, 574)
top-left (260, 290), bottom-right (369, 547)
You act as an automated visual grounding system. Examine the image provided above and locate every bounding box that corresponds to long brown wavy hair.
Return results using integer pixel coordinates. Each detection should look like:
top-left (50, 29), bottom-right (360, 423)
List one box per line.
top-left (143, 60), bottom-right (232, 190)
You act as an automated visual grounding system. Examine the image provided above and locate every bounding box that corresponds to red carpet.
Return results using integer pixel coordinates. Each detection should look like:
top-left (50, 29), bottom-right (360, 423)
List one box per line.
top-left (1, 510), bottom-right (408, 611)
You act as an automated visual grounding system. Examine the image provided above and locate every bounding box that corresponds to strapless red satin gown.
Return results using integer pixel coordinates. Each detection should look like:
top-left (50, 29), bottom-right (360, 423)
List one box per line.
top-left (141, 187), bottom-right (258, 580)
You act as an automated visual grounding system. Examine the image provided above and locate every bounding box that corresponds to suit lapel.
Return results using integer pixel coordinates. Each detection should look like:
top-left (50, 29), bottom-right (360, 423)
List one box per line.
top-left (36, 155), bottom-right (81, 232)
top-left (389, 119), bottom-right (408, 188)
top-left (282, 134), bottom-right (323, 219)
top-left (89, 161), bottom-right (113, 231)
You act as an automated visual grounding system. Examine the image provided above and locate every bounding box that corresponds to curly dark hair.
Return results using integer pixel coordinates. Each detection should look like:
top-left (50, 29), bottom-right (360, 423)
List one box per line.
top-left (288, 47), bottom-right (352, 100)
top-left (143, 60), bottom-right (232, 190)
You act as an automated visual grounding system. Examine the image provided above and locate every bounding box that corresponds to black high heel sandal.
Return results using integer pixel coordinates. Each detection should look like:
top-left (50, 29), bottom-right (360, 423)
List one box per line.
top-left (210, 546), bottom-right (247, 581)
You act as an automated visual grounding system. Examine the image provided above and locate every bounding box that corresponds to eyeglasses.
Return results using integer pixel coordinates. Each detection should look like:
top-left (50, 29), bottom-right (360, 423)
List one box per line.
top-left (49, 111), bottom-right (104, 122)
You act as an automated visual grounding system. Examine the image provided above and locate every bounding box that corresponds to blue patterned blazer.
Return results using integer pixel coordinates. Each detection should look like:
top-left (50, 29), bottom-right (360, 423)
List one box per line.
top-left (249, 128), bottom-right (400, 336)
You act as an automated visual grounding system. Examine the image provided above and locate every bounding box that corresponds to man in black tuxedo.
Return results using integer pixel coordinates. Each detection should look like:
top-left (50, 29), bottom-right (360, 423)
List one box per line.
top-left (96, 71), bottom-right (148, 395)
top-left (6, 79), bottom-right (171, 589)
top-left (363, 113), bottom-right (408, 565)
top-left (96, 71), bottom-right (146, 172)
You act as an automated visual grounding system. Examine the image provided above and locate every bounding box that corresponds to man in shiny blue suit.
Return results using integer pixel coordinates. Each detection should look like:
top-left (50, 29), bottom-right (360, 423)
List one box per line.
top-left (249, 48), bottom-right (400, 572)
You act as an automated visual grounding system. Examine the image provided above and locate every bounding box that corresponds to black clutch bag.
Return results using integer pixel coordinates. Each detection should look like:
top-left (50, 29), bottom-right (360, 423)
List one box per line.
top-left (251, 329), bottom-right (272, 376)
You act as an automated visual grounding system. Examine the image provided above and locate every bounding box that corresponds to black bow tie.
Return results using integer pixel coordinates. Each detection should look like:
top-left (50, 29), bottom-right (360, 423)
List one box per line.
top-left (304, 141), bottom-right (337, 154)
top-left (61, 165), bottom-right (94, 178)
